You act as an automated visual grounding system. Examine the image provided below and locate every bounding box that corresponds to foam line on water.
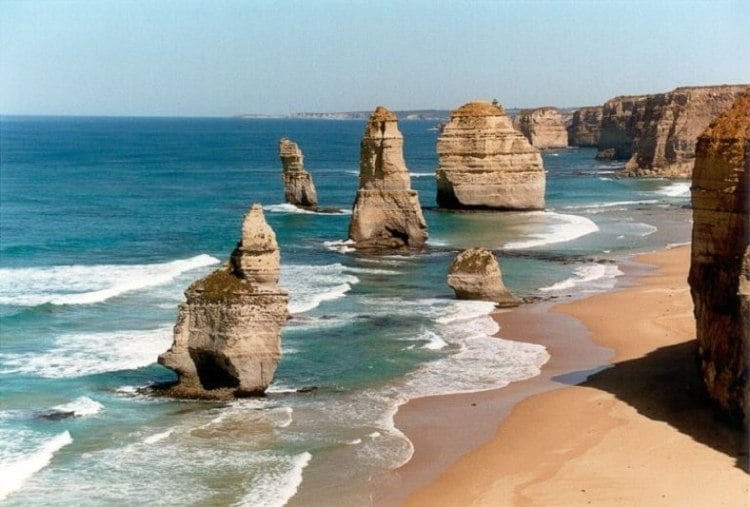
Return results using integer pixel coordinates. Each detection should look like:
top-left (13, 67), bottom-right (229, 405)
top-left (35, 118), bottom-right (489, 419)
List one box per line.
top-left (0, 326), bottom-right (173, 378)
top-left (0, 254), bottom-right (220, 307)
top-left (503, 212), bottom-right (598, 250)
top-left (0, 431), bottom-right (73, 501)
top-left (654, 181), bottom-right (690, 197)
top-left (540, 263), bottom-right (623, 293)
top-left (234, 452), bottom-right (312, 507)
top-left (49, 397), bottom-right (103, 417)
top-left (281, 263), bottom-right (359, 314)
top-left (263, 203), bottom-right (351, 215)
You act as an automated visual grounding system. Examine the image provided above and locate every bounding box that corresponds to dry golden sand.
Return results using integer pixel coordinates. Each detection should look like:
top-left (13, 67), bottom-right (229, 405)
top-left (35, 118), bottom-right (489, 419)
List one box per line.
top-left (399, 246), bottom-right (748, 506)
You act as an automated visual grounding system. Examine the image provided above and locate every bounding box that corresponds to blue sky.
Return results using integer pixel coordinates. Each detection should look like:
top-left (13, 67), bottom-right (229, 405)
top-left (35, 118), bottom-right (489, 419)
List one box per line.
top-left (1, 0), bottom-right (748, 116)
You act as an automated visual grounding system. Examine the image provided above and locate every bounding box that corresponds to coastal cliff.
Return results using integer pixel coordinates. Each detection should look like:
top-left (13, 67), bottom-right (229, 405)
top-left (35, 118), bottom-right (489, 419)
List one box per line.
top-left (348, 106), bottom-right (428, 250)
top-left (158, 204), bottom-right (289, 399)
top-left (688, 90), bottom-right (749, 425)
top-left (435, 101), bottom-right (545, 210)
top-left (514, 107), bottom-right (569, 149)
top-left (623, 85), bottom-right (748, 177)
top-left (595, 95), bottom-right (648, 161)
top-left (447, 248), bottom-right (520, 307)
top-left (568, 106), bottom-right (603, 147)
top-left (279, 138), bottom-right (318, 209)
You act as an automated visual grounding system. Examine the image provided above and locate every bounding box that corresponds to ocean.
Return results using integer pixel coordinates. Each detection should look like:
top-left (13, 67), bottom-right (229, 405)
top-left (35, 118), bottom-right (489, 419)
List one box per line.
top-left (0, 116), bottom-right (692, 505)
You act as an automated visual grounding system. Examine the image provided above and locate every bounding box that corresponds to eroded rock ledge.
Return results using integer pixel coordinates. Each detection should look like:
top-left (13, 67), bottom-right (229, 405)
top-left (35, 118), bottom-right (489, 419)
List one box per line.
top-left (158, 204), bottom-right (289, 399)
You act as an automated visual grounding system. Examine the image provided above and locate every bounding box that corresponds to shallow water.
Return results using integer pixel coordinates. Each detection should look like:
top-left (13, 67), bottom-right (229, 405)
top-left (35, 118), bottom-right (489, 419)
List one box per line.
top-left (0, 117), bottom-right (691, 505)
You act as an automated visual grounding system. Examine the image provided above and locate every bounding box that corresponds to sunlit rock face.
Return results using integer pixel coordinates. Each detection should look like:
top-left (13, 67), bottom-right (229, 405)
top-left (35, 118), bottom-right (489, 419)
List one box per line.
top-left (279, 137), bottom-right (318, 210)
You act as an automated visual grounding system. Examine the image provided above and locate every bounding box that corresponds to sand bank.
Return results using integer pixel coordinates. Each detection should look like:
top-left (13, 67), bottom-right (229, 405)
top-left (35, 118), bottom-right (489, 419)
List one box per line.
top-left (382, 246), bottom-right (748, 506)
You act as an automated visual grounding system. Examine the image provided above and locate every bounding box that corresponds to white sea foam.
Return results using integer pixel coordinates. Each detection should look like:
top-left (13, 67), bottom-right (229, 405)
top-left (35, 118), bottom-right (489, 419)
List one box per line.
top-left (503, 212), bottom-right (599, 250)
top-left (540, 263), bottom-right (623, 293)
top-left (0, 431), bottom-right (73, 501)
top-left (143, 429), bottom-right (174, 445)
top-left (50, 396), bottom-right (103, 417)
top-left (419, 330), bottom-right (448, 350)
top-left (408, 172), bottom-right (434, 178)
top-left (563, 199), bottom-right (659, 211)
top-left (0, 326), bottom-right (173, 378)
top-left (234, 452), bottom-right (312, 507)
top-left (263, 203), bottom-right (351, 215)
top-left (0, 254), bottom-right (220, 307)
top-left (281, 263), bottom-right (359, 314)
top-left (342, 266), bottom-right (400, 276)
top-left (654, 181), bottom-right (691, 197)
top-left (323, 239), bottom-right (356, 254)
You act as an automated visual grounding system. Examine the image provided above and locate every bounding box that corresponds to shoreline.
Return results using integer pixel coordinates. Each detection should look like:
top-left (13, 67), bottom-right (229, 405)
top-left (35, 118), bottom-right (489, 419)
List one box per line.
top-left (377, 245), bottom-right (748, 505)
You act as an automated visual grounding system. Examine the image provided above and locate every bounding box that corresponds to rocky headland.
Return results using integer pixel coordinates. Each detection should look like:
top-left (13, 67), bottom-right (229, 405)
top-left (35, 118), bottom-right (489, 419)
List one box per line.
top-left (688, 89), bottom-right (749, 426)
top-left (348, 106), bottom-right (428, 250)
top-left (447, 247), bottom-right (520, 307)
top-left (567, 106), bottom-right (603, 147)
top-left (279, 137), bottom-right (318, 210)
top-left (435, 101), bottom-right (545, 210)
top-left (514, 107), bottom-right (569, 149)
top-left (158, 204), bottom-right (289, 399)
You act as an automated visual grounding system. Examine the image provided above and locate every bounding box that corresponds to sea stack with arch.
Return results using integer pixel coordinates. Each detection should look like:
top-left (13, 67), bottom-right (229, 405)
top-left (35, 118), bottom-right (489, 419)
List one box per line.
top-left (435, 100), bottom-right (545, 210)
top-left (158, 203), bottom-right (289, 399)
top-left (348, 106), bottom-right (428, 250)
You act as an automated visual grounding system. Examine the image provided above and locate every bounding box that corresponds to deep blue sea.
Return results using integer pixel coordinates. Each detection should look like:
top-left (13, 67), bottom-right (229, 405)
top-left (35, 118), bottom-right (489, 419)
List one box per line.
top-left (0, 116), bottom-right (692, 505)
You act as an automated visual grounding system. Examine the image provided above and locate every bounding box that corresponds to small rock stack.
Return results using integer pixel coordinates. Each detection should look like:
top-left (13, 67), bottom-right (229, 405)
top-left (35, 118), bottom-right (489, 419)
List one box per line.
top-left (279, 138), bottom-right (318, 210)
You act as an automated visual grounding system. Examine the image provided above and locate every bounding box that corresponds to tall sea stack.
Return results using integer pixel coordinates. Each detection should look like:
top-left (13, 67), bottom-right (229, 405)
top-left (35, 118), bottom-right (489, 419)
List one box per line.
top-left (568, 106), bottom-right (603, 147)
top-left (158, 204), bottom-right (289, 399)
top-left (514, 107), bottom-right (569, 149)
top-left (688, 90), bottom-right (749, 425)
top-left (279, 138), bottom-right (318, 209)
top-left (348, 106), bottom-right (428, 250)
top-left (435, 101), bottom-right (545, 210)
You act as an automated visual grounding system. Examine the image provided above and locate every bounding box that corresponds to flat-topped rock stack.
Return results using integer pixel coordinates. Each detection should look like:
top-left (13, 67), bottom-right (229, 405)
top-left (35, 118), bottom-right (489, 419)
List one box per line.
top-left (158, 204), bottom-right (289, 399)
top-left (514, 107), bottom-right (569, 149)
top-left (447, 247), bottom-right (520, 307)
top-left (568, 106), bottom-right (603, 147)
top-left (348, 106), bottom-right (428, 250)
top-left (279, 138), bottom-right (318, 210)
top-left (435, 101), bottom-right (545, 210)
top-left (688, 90), bottom-right (750, 426)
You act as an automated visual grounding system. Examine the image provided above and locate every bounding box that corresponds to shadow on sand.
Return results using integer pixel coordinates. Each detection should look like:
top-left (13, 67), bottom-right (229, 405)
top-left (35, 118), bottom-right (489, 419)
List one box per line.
top-left (554, 340), bottom-right (748, 473)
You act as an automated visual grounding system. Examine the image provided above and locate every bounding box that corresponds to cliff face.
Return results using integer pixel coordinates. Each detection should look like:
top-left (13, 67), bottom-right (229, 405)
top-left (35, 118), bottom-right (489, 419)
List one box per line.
top-left (348, 106), bottom-right (428, 250)
top-left (514, 107), bottom-right (569, 149)
top-left (279, 138), bottom-right (318, 209)
top-left (435, 101), bottom-right (545, 210)
top-left (158, 204), bottom-right (289, 399)
top-left (624, 85), bottom-right (748, 177)
top-left (447, 248), bottom-right (520, 307)
top-left (688, 90), bottom-right (749, 426)
top-left (595, 95), bottom-right (648, 161)
top-left (568, 106), bottom-right (603, 147)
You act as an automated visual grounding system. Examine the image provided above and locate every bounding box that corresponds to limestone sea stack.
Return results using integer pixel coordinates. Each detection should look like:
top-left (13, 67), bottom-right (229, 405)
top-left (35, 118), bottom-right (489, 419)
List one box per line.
top-left (514, 107), bottom-right (569, 149)
top-left (595, 95), bottom-right (649, 161)
top-left (348, 106), bottom-right (428, 250)
top-left (158, 204), bottom-right (289, 399)
top-left (567, 106), bottom-right (603, 147)
top-left (279, 138), bottom-right (318, 210)
top-left (623, 85), bottom-right (748, 177)
top-left (688, 90), bottom-right (749, 425)
top-left (447, 247), bottom-right (520, 307)
top-left (436, 101), bottom-right (545, 210)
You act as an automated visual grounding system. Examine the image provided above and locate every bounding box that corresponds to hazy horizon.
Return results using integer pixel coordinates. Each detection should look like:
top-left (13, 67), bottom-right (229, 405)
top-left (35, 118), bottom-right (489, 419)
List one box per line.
top-left (2, 0), bottom-right (749, 117)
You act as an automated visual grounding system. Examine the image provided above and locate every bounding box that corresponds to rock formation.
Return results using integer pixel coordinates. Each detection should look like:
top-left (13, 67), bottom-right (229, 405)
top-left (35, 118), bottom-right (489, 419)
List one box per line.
top-left (567, 106), bottom-right (603, 147)
top-left (595, 95), bottom-right (649, 161)
top-left (348, 106), bottom-right (428, 250)
top-left (158, 204), bottom-right (289, 399)
top-left (514, 107), bottom-right (569, 149)
top-left (688, 90), bottom-right (749, 426)
top-left (447, 247), bottom-right (520, 307)
top-left (279, 138), bottom-right (318, 210)
top-left (623, 85), bottom-right (748, 177)
top-left (435, 101), bottom-right (545, 210)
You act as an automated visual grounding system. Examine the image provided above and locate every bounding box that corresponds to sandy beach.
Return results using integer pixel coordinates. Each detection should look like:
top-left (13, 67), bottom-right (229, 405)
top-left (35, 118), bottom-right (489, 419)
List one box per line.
top-left (382, 245), bottom-right (748, 506)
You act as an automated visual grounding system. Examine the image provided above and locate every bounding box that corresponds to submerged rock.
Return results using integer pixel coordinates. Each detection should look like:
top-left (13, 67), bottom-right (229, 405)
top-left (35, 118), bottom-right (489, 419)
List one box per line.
top-left (279, 138), bottom-right (318, 210)
top-left (435, 100), bottom-right (545, 210)
top-left (514, 107), bottom-right (569, 149)
top-left (348, 106), bottom-right (428, 250)
top-left (688, 90), bottom-right (750, 425)
top-left (447, 247), bottom-right (520, 307)
top-left (158, 204), bottom-right (289, 399)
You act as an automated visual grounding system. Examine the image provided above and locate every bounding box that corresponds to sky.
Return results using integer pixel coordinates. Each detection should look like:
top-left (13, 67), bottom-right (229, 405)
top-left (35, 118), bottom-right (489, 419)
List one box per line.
top-left (1, 0), bottom-right (748, 117)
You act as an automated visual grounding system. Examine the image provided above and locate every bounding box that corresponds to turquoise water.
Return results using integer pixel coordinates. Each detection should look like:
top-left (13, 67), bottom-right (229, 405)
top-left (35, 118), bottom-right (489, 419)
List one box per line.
top-left (0, 117), bottom-right (691, 505)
